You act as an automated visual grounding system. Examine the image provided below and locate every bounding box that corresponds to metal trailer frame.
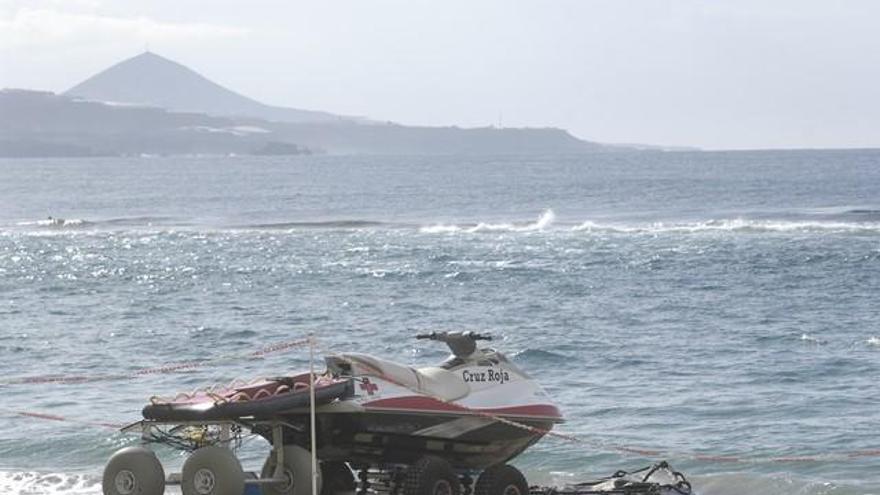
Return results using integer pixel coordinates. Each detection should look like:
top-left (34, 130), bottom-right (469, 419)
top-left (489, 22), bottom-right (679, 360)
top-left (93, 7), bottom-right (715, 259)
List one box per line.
top-left (120, 418), bottom-right (301, 489)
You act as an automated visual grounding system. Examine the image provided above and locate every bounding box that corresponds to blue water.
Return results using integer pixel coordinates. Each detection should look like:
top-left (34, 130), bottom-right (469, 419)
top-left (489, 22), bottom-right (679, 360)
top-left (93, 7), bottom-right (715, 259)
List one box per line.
top-left (1, 151), bottom-right (879, 494)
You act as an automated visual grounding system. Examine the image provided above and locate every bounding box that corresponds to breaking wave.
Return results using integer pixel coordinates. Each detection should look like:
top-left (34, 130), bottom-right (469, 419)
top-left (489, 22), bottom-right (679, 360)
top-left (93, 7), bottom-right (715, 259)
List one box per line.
top-left (421, 215), bottom-right (880, 236)
top-left (13, 216), bottom-right (182, 230)
top-left (420, 210), bottom-right (556, 233)
top-left (8, 213), bottom-right (880, 237)
top-left (571, 218), bottom-right (880, 234)
top-left (16, 218), bottom-right (91, 229)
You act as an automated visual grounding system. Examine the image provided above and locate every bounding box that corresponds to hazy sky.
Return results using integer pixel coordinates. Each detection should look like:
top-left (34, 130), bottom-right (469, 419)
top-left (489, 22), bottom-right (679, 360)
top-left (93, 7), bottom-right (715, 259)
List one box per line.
top-left (1, 0), bottom-right (878, 149)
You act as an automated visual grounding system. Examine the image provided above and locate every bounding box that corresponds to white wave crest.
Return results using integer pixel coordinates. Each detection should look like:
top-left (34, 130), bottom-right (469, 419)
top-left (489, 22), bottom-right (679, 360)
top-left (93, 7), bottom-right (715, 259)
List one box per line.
top-left (866, 336), bottom-right (880, 347)
top-left (800, 333), bottom-right (826, 345)
top-left (468, 209), bottom-right (556, 233)
top-left (420, 210), bottom-right (555, 234)
top-left (16, 218), bottom-right (88, 228)
top-left (572, 218), bottom-right (880, 234)
top-left (571, 220), bottom-right (631, 233)
top-left (419, 224), bottom-right (463, 234)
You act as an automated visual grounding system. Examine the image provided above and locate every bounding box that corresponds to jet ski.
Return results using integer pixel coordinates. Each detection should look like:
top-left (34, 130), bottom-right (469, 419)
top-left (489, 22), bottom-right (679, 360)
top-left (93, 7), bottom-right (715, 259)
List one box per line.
top-left (103, 332), bottom-right (563, 495)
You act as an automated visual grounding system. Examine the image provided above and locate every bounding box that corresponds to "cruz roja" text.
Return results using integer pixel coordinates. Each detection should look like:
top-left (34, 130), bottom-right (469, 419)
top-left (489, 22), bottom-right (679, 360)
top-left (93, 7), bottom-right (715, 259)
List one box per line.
top-left (461, 368), bottom-right (510, 385)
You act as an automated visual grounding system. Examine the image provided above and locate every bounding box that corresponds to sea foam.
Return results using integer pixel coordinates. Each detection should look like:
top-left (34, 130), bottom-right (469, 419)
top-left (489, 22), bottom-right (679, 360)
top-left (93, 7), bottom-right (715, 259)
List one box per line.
top-left (0, 470), bottom-right (100, 495)
top-left (16, 218), bottom-right (88, 228)
top-left (420, 210), bottom-right (555, 233)
top-left (572, 218), bottom-right (880, 234)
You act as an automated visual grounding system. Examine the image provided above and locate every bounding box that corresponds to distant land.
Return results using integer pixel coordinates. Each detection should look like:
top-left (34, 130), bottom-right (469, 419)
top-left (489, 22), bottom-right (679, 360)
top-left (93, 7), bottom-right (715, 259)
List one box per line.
top-left (66, 52), bottom-right (352, 125)
top-left (0, 52), bottom-right (681, 157)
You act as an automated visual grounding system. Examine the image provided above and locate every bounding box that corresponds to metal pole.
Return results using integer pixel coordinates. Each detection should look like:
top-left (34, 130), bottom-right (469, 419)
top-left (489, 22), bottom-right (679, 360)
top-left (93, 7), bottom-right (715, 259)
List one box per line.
top-left (309, 333), bottom-right (318, 495)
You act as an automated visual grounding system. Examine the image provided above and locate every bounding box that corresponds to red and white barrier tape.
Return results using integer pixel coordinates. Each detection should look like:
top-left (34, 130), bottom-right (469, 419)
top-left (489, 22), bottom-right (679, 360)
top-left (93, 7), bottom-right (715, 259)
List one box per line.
top-left (0, 409), bottom-right (123, 430)
top-left (0, 337), bottom-right (312, 387)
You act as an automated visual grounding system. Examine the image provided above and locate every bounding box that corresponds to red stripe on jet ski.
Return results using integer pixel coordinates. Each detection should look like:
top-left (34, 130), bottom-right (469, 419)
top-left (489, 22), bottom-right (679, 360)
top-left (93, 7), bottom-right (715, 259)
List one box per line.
top-left (363, 396), bottom-right (562, 419)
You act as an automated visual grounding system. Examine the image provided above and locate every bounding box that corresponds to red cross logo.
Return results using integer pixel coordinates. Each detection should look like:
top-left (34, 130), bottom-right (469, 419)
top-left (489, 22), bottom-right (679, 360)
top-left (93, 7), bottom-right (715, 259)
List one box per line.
top-left (359, 378), bottom-right (379, 395)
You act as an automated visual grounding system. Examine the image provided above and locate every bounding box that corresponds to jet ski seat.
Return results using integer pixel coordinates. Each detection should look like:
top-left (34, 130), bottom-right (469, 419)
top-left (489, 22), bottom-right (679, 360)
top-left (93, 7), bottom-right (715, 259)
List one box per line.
top-left (339, 353), bottom-right (469, 402)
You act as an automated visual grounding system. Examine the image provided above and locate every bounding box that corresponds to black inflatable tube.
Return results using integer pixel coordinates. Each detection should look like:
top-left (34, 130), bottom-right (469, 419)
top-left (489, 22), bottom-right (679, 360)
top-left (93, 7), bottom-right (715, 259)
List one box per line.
top-left (142, 380), bottom-right (352, 421)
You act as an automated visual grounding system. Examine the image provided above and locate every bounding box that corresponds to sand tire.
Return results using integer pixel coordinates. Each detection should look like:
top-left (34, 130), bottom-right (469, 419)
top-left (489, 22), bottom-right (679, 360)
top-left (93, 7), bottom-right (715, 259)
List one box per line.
top-left (474, 465), bottom-right (528, 495)
top-left (403, 456), bottom-right (461, 495)
top-left (181, 446), bottom-right (245, 495)
top-left (102, 446), bottom-right (165, 495)
top-left (260, 445), bottom-right (323, 495)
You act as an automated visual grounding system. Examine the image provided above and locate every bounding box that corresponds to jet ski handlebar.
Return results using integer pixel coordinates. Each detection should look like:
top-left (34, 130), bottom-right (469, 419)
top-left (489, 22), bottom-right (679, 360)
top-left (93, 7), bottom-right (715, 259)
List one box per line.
top-left (415, 331), bottom-right (492, 358)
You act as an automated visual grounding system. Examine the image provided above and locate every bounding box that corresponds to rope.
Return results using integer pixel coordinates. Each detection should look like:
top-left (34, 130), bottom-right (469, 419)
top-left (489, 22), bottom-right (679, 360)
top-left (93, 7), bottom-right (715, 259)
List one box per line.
top-left (0, 337), bottom-right (312, 387)
top-left (0, 408), bottom-right (123, 430)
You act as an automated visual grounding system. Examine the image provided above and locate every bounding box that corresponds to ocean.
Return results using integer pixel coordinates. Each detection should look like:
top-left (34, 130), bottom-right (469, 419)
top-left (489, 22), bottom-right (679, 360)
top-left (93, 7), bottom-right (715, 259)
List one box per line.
top-left (0, 150), bottom-right (878, 494)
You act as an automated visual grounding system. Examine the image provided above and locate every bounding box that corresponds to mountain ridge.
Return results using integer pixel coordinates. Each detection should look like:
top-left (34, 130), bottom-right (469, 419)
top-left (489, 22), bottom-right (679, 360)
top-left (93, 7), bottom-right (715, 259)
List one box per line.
top-left (66, 51), bottom-right (350, 124)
